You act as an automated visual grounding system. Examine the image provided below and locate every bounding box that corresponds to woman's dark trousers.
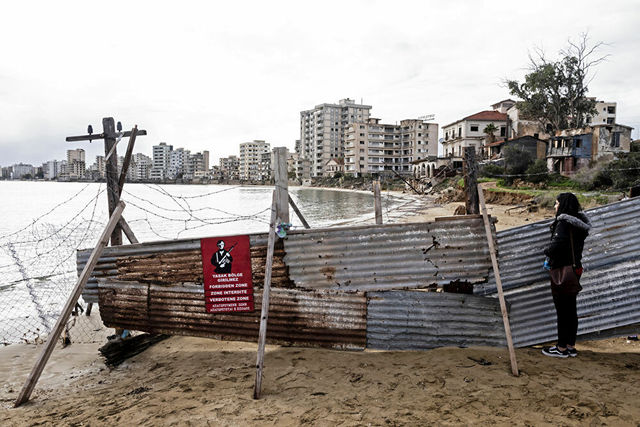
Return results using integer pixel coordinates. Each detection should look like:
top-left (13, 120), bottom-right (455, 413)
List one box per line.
top-left (553, 293), bottom-right (578, 347)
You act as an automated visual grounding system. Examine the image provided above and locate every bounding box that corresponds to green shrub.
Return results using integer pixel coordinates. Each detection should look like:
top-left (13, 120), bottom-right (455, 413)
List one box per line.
top-left (480, 163), bottom-right (504, 178)
top-left (524, 159), bottom-right (549, 183)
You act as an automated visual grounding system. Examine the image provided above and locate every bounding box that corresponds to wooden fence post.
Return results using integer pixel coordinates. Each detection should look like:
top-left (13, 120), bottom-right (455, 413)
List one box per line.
top-left (273, 147), bottom-right (290, 223)
top-left (288, 195), bottom-right (310, 229)
top-left (463, 146), bottom-right (479, 215)
top-left (14, 202), bottom-right (126, 407)
top-left (373, 179), bottom-right (382, 225)
top-left (254, 192), bottom-right (278, 399)
top-left (477, 185), bottom-right (519, 376)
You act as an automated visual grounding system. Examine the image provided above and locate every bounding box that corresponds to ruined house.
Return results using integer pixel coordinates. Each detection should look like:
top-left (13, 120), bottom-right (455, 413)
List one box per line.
top-left (547, 124), bottom-right (633, 175)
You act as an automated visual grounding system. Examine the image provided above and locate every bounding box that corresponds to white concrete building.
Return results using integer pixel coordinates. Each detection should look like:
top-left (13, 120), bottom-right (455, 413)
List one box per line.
top-left (299, 98), bottom-right (372, 177)
top-left (43, 160), bottom-right (62, 180)
top-left (239, 140), bottom-right (270, 181)
top-left (344, 118), bottom-right (439, 176)
top-left (66, 149), bottom-right (86, 179)
top-left (587, 100), bottom-right (617, 125)
top-left (133, 153), bottom-right (152, 180)
top-left (150, 142), bottom-right (173, 180)
top-left (11, 163), bottom-right (35, 179)
top-left (441, 111), bottom-right (508, 158)
top-left (219, 155), bottom-right (240, 180)
top-left (168, 148), bottom-right (190, 179)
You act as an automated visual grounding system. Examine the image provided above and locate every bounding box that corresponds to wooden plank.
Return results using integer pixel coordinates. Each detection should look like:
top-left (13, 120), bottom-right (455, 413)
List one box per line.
top-left (288, 194), bottom-right (310, 229)
top-left (14, 201), bottom-right (126, 407)
top-left (373, 179), bottom-right (382, 225)
top-left (117, 126), bottom-right (139, 191)
top-left (65, 129), bottom-right (146, 142)
top-left (273, 147), bottom-right (290, 223)
top-left (118, 217), bottom-right (139, 244)
top-left (477, 184), bottom-right (519, 376)
top-left (254, 191), bottom-right (278, 399)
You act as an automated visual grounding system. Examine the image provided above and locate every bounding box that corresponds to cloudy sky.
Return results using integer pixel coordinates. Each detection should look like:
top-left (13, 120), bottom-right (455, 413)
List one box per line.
top-left (1, 0), bottom-right (639, 167)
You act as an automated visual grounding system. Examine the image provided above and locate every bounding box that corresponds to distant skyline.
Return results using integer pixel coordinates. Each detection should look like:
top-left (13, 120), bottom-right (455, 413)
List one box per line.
top-left (1, 0), bottom-right (639, 166)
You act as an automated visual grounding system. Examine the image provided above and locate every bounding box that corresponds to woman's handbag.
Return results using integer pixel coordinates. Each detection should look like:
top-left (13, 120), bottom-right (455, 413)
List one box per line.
top-left (549, 229), bottom-right (582, 294)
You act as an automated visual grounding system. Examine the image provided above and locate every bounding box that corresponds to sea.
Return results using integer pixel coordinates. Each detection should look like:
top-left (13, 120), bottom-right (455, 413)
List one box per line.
top-left (0, 181), bottom-right (405, 343)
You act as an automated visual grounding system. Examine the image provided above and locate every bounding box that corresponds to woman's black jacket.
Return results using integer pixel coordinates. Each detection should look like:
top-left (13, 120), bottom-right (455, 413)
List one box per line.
top-left (544, 213), bottom-right (591, 269)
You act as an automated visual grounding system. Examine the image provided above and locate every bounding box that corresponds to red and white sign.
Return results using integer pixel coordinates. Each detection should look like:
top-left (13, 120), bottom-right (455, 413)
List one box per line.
top-left (200, 235), bottom-right (254, 313)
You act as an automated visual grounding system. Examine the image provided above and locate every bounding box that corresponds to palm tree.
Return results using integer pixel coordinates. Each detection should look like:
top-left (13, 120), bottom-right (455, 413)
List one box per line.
top-left (483, 123), bottom-right (497, 143)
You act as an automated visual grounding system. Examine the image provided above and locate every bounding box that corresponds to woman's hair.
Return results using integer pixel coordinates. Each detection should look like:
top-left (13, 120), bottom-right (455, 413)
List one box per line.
top-left (556, 192), bottom-right (581, 217)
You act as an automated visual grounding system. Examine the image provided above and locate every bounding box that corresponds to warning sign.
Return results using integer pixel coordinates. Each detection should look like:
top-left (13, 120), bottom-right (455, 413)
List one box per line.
top-left (200, 235), bottom-right (254, 313)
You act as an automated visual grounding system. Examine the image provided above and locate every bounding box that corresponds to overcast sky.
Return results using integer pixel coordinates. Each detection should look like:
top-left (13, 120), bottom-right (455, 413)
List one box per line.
top-left (1, 0), bottom-right (639, 167)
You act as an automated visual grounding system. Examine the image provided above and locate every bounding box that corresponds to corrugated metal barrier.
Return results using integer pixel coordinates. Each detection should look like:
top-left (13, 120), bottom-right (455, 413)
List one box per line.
top-left (78, 216), bottom-right (499, 350)
top-left (367, 291), bottom-right (505, 350)
top-left (475, 197), bottom-right (640, 347)
top-left (78, 198), bottom-right (640, 351)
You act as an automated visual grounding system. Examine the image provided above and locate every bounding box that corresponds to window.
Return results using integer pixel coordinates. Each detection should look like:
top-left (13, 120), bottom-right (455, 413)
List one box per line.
top-left (607, 106), bottom-right (616, 114)
top-left (575, 139), bottom-right (581, 148)
top-left (500, 127), bottom-right (506, 137)
top-left (470, 125), bottom-right (479, 132)
top-left (612, 132), bottom-right (621, 148)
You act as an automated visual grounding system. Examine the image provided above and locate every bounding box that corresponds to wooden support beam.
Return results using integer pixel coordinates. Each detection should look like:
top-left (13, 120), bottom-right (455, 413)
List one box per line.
top-left (464, 147), bottom-right (479, 215)
top-left (254, 192), bottom-right (278, 399)
top-left (65, 129), bottom-right (146, 142)
top-left (14, 201), bottom-right (126, 407)
top-left (373, 179), bottom-right (382, 225)
top-left (118, 217), bottom-right (139, 244)
top-left (477, 184), bottom-right (519, 377)
top-left (117, 126), bottom-right (139, 191)
top-left (288, 195), bottom-right (310, 229)
top-left (273, 147), bottom-right (290, 223)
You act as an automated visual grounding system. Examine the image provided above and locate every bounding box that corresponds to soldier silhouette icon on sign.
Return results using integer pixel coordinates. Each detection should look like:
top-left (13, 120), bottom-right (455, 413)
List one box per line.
top-left (211, 240), bottom-right (235, 274)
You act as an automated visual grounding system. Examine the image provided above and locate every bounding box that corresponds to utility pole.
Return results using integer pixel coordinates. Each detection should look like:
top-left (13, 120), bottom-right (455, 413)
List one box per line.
top-left (463, 146), bottom-right (479, 214)
top-left (66, 117), bottom-right (147, 245)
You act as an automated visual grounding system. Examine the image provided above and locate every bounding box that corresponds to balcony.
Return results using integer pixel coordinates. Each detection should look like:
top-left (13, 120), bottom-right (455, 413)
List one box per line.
top-left (548, 147), bottom-right (574, 157)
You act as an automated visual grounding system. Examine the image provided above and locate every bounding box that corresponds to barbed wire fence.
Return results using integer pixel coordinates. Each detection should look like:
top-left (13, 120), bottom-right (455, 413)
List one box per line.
top-left (0, 184), bottom-right (275, 346)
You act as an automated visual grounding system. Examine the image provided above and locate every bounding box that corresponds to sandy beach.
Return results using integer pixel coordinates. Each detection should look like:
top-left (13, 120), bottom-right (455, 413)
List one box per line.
top-left (1, 193), bottom-right (639, 426)
top-left (1, 336), bottom-right (639, 426)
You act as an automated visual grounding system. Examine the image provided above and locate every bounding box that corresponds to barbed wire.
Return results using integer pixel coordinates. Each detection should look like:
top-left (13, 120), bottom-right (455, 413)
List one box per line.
top-left (1, 181), bottom-right (393, 345)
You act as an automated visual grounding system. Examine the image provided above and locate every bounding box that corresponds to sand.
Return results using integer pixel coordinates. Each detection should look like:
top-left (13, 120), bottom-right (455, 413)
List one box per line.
top-left (1, 197), bottom-right (639, 425)
top-left (1, 336), bottom-right (639, 426)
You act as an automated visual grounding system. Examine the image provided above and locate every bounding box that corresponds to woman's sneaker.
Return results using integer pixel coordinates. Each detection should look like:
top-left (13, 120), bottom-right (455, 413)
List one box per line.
top-left (542, 346), bottom-right (569, 358)
top-left (567, 348), bottom-right (578, 357)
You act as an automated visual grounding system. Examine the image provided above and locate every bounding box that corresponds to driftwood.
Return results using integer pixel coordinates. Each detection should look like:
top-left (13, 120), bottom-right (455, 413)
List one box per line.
top-left (99, 333), bottom-right (170, 367)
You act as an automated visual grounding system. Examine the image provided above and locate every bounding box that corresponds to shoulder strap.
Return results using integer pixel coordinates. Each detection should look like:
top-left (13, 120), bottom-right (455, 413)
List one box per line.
top-left (569, 228), bottom-right (576, 267)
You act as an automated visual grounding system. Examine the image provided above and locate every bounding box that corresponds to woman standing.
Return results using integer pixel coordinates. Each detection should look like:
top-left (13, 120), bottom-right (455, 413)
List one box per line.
top-left (542, 193), bottom-right (591, 358)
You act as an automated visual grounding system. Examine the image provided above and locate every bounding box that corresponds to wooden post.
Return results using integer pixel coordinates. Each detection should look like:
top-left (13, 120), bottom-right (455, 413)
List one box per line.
top-left (118, 217), bottom-right (139, 244)
top-left (288, 194), bottom-right (310, 229)
top-left (103, 118), bottom-right (122, 246)
top-left (463, 147), bottom-right (479, 215)
top-left (373, 179), bottom-right (382, 225)
top-left (273, 147), bottom-right (290, 223)
top-left (254, 191), bottom-right (278, 399)
top-left (117, 126), bottom-right (139, 191)
top-left (14, 202), bottom-right (126, 407)
top-left (477, 184), bottom-right (519, 376)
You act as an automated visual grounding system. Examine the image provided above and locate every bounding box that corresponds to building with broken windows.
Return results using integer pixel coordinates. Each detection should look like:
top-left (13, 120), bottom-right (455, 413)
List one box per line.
top-left (547, 123), bottom-right (634, 175)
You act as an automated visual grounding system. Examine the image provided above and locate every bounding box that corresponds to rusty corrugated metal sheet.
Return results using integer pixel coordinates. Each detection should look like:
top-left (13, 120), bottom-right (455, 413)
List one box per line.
top-left (98, 280), bottom-right (367, 350)
top-left (367, 291), bottom-right (506, 350)
top-left (475, 197), bottom-right (640, 347)
top-left (283, 217), bottom-right (492, 291)
top-left (78, 233), bottom-right (292, 303)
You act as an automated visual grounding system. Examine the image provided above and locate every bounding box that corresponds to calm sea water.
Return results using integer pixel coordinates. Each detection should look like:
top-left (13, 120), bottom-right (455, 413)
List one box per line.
top-left (0, 181), bottom-right (402, 343)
